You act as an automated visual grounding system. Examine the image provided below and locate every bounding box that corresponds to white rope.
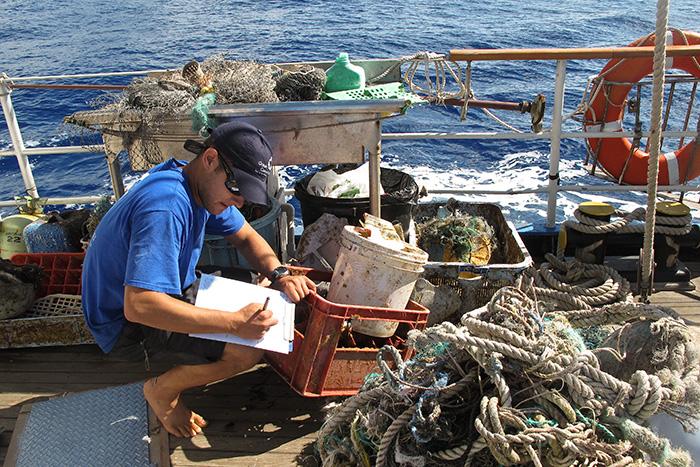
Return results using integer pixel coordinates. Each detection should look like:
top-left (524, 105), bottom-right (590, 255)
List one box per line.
top-left (641, 0), bottom-right (671, 298)
top-left (480, 107), bottom-right (524, 133)
top-left (401, 52), bottom-right (465, 103)
top-left (399, 55), bottom-right (528, 132)
top-left (460, 61), bottom-right (472, 120)
top-left (562, 207), bottom-right (692, 238)
top-left (534, 254), bottom-right (633, 308)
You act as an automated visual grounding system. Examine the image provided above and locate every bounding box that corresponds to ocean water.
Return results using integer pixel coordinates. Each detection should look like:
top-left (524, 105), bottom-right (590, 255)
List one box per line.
top-left (1, 0), bottom-right (699, 227)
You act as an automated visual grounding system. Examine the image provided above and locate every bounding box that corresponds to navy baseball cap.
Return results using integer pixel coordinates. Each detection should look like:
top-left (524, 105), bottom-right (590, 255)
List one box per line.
top-left (185, 121), bottom-right (273, 205)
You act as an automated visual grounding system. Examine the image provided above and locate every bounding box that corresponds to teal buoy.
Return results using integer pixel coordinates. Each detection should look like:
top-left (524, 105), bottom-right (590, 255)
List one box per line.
top-left (324, 53), bottom-right (365, 93)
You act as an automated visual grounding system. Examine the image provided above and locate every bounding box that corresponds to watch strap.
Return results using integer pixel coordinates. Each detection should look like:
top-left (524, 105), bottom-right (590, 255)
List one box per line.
top-left (268, 266), bottom-right (290, 284)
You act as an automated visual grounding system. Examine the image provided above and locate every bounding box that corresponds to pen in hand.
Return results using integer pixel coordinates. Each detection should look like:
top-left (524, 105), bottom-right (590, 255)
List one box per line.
top-left (262, 297), bottom-right (270, 311)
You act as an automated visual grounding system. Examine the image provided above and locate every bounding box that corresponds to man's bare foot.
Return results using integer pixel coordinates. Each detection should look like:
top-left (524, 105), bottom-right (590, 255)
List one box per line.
top-left (143, 378), bottom-right (207, 437)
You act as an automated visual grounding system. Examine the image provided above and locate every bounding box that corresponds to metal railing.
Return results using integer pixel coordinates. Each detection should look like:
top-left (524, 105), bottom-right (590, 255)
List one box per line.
top-left (1, 47), bottom-right (699, 226)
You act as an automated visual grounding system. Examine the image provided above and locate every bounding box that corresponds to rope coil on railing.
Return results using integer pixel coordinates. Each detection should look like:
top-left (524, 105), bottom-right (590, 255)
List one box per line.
top-left (379, 52), bottom-right (531, 132)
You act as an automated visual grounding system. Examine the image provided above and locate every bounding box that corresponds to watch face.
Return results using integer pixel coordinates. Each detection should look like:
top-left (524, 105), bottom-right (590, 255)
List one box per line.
top-left (271, 266), bottom-right (290, 282)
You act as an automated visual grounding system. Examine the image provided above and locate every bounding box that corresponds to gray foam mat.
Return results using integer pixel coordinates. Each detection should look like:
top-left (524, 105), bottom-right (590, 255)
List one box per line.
top-left (16, 382), bottom-right (151, 467)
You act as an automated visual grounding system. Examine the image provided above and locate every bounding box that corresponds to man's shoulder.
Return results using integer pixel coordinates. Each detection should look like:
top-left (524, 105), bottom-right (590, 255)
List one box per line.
top-left (132, 170), bottom-right (191, 209)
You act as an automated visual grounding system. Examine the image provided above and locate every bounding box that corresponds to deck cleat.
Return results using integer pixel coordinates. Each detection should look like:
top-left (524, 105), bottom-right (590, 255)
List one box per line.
top-left (565, 201), bottom-right (615, 264)
top-left (652, 201), bottom-right (694, 285)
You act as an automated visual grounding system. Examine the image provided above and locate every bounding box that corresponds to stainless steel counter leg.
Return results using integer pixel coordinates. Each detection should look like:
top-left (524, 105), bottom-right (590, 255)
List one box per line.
top-left (369, 119), bottom-right (382, 217)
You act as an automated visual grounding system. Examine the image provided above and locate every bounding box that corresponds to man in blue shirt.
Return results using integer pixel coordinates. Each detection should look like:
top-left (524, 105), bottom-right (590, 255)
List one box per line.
top-left (82, 121), bottom-right (315, 438)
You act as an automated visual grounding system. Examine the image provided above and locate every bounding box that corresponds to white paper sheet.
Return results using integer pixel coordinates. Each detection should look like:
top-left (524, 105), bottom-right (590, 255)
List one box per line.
top-left (190, 274), bottom-right (295, 354)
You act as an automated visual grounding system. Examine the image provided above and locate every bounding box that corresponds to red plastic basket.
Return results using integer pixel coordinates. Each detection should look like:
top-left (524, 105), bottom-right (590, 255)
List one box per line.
top-left (10, 252), bottom-right (85, 298)
top-left (265, 268), bottom-right (429, 397)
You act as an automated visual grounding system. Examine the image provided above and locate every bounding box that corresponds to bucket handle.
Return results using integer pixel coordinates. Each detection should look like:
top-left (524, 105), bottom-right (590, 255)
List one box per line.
top-left (280, 203), bottom-right (296, 262)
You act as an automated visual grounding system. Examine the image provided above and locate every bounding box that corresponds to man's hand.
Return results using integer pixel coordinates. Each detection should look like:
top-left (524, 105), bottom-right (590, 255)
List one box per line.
top-left (271, 275), bottom-right (316, 303)
top-left (231, 303), bottom-right (279, 340)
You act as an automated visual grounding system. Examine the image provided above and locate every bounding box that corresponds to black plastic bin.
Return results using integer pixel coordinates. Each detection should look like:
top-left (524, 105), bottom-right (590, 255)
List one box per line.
top-left (294, 166), bottom-right (419, 234)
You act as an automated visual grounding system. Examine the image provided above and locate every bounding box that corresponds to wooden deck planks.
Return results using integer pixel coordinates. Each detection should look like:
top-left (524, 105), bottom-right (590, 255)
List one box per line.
top-left (0, 346), bottom-right (327, 466)
top-left (649, 263), bottom-right (700, 340)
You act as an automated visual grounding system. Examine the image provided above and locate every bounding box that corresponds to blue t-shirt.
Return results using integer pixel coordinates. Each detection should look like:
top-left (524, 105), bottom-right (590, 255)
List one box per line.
top-left (82, 159), bottom-right (245, 352)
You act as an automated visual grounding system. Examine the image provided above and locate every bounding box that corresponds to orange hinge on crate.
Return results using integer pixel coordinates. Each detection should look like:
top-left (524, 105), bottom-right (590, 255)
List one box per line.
top-left (10, 252), bottom-right (85, 298)
top-left (265, 268), bottom-right (429, 397)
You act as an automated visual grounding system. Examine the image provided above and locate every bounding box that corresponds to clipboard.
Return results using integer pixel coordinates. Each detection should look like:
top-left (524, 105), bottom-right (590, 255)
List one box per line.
top-left (190, 273), bottom-right (295, 354)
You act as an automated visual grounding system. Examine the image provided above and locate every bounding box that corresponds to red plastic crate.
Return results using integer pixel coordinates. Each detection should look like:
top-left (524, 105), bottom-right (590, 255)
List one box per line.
top-left (10, 252), bottom-right (85, 298)
top-left (265, 268), bottom-right (429, 397)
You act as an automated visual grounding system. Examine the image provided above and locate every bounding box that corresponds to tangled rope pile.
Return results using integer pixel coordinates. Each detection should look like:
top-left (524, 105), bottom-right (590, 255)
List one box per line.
top-left (316, 261), bottom-right (700, 466)
top-left (531, 253), bottom-right (632, 311)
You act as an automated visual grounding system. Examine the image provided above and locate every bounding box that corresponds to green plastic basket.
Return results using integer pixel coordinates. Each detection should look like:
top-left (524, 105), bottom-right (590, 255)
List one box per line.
top-left (323, 82), bottom-right (424, 103)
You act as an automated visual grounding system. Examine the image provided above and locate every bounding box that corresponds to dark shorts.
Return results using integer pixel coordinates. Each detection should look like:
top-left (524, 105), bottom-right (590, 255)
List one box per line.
top-left (109, 265), bottom-right (257, 365)
top-left (110, 321), bottom-right (227, 364)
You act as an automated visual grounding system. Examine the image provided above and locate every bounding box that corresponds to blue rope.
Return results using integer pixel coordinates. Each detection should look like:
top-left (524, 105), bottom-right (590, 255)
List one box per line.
top-left (525, 417), bottom-right (558, 428)
top-left (410, 372), bottom-right (448, 443)
top-left (575, 409), bottom-right (618, 443)
top-left (527, 311), bottom-right (545, 334)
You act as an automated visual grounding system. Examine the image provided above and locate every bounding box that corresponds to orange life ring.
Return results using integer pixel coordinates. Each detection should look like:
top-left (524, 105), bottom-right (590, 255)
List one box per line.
top-left (584, 29), bottom-right (700, 185)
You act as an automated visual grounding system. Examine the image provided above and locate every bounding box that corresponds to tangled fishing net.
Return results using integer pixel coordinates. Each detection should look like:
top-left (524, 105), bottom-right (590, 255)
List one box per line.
top-left (417, 214), bottom-right (496, 265)
top-left (83, 196), bottom-right (114, 240)
top-left (87, 56), bottom-right (281, 133)
top-left (65, 54), bottom-right (326, 169)
top-left (275, 64), bottom-right (327, 102)
top-left (95, 54), bottom-right (315, 116)
top-left (317, 255), bottom-right (700, 466)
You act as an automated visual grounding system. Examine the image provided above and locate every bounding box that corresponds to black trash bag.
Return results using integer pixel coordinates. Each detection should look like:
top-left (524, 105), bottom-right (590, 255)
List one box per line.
top-left (52, 209), bottom-right (92, 250)
top-left (294, 164), bottom-right (419, 237)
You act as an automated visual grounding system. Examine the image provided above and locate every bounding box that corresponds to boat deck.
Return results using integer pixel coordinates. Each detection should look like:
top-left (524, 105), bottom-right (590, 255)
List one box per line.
top-left (1, 265), bottom-right (699, 466)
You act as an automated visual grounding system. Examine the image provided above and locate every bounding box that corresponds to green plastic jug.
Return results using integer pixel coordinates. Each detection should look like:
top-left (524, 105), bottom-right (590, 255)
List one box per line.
top-left (324, 53), bottom-right (366, 93)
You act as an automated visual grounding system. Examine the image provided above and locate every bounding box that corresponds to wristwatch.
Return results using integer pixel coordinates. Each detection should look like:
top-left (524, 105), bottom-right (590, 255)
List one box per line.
top-left (268, 266), bottom-right (290, 284)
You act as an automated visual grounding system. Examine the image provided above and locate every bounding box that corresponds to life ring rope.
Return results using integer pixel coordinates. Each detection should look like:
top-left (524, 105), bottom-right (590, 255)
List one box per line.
top-left (582, 28), bottom-right (700, 185)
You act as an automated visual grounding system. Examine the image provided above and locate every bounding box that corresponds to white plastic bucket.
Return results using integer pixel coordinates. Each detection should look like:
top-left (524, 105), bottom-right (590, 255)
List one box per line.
top-left (328, 226), bottom-right (428, 337)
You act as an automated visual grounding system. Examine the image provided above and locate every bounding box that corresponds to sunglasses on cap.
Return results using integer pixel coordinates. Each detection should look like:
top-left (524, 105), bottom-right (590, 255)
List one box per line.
top-left (183, 140), bottom-right (241, 196)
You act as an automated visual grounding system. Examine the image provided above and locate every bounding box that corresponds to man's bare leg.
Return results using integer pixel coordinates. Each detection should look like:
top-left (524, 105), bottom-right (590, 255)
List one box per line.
top-left (144, 343), bottom-right (263, 437)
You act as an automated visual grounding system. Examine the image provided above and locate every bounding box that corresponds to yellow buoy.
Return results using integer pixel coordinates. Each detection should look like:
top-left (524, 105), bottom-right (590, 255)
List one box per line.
top-left (578, 201), bottom-right (615, 218)
top-left (656, 201), bottom-right (690, 217)
top-left (0, 213), bottom-right (42, 259)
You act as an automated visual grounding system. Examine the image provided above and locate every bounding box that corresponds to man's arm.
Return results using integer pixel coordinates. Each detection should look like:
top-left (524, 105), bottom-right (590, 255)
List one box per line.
top-left (226, 222), bottom-right (281, 275)
top-left (123, 286), bottom-right (277, 340)
top-left (225, 223), bottom-right (316, 301)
